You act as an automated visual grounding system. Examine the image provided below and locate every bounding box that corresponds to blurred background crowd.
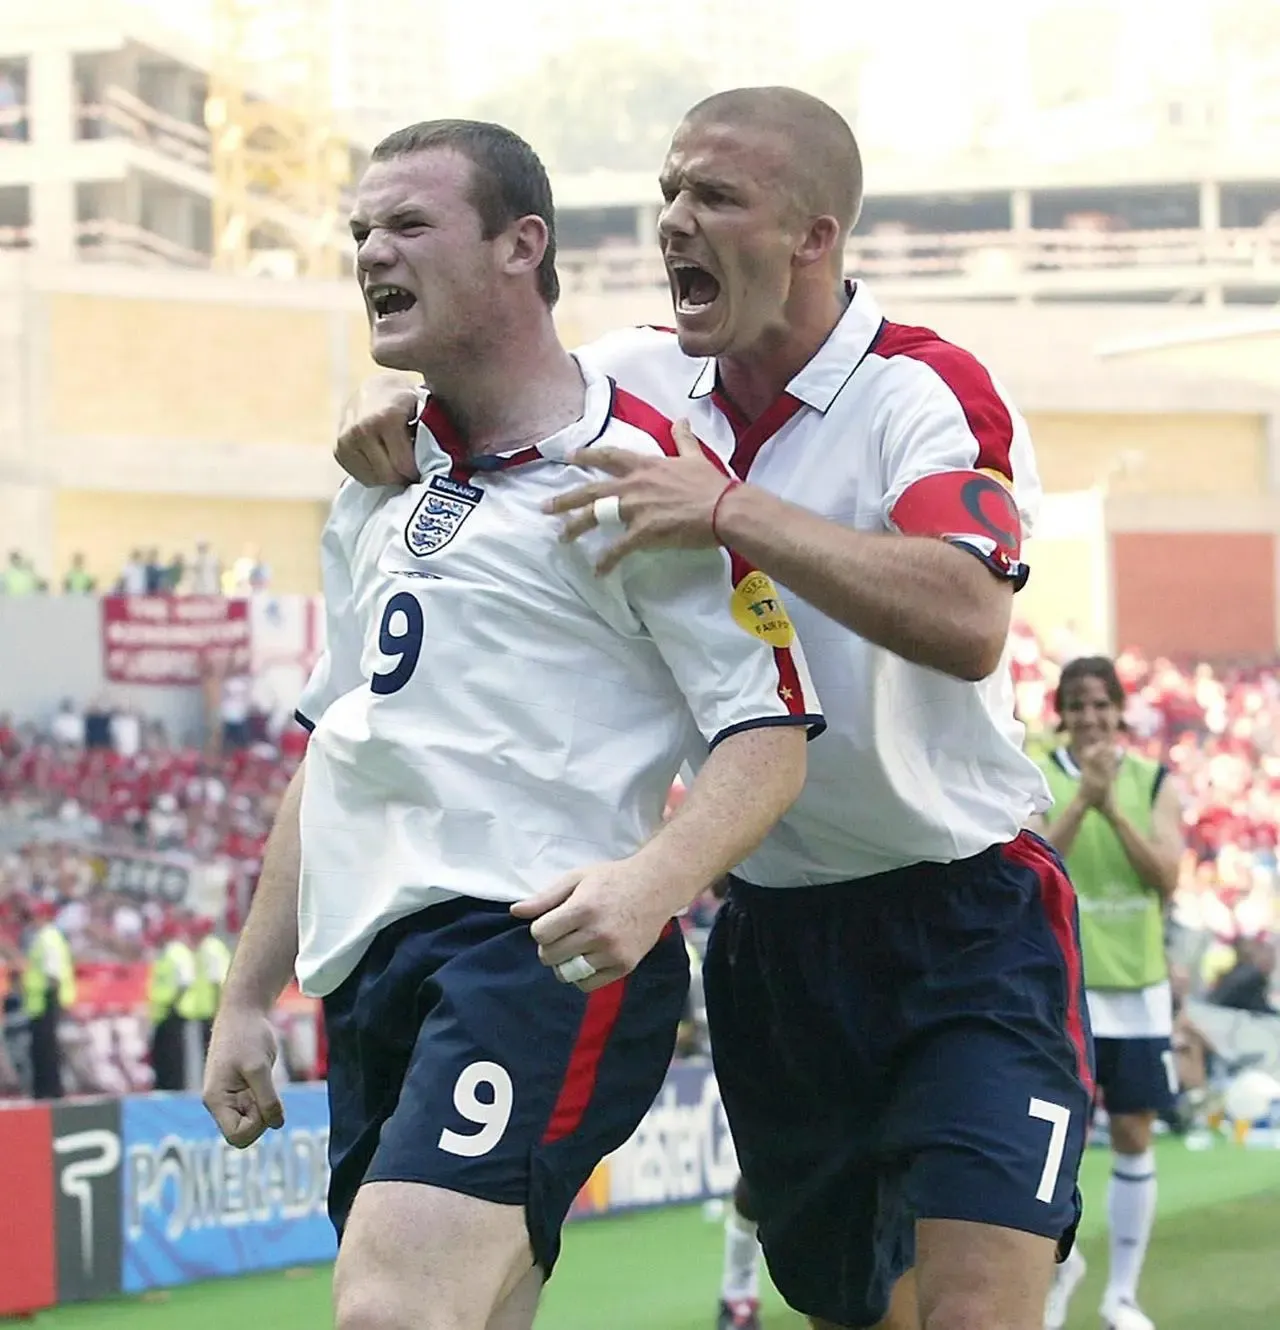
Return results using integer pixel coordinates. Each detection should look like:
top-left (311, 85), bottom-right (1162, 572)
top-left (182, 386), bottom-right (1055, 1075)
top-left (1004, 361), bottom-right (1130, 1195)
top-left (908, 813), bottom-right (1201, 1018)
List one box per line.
top-left (3, 543), bottom-right (271, 597)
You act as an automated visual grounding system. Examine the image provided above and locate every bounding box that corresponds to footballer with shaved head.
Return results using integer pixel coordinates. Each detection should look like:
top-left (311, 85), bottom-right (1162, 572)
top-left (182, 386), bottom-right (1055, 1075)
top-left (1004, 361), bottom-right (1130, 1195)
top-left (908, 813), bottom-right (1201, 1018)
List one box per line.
top-left (334, 88), bottom-right (1092, 1330)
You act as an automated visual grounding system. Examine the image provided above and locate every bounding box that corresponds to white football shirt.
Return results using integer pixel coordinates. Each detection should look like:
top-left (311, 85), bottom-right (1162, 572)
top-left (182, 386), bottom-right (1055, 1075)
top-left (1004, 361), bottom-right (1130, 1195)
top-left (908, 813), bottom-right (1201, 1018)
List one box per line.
top-left (295, 361), bottom-right (821, 996)
top-left (580, 281), bottom-right (1052, 886)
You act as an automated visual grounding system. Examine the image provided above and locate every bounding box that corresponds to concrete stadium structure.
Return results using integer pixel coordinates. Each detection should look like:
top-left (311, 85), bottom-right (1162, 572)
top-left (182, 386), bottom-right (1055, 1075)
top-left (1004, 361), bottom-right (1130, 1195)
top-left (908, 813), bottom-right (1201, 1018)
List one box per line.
top-left (2, 3), bottom-right (1279, 658)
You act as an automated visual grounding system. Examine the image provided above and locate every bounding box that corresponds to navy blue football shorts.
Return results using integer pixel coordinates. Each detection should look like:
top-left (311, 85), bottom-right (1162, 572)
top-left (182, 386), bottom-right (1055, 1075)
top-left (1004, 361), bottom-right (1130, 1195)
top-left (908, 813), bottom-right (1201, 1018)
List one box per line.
top-left (703, 830), bottom-right (1095, 1328)
top-left (323, 898), bottom-right (689, 1274)
top-left (1094, 1035), bottom-right (1177, 1117)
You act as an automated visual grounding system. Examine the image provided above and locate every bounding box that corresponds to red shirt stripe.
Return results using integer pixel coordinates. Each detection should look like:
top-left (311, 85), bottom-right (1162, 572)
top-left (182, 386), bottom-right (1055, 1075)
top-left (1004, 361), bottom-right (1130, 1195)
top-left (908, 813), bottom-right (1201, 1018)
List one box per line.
top-left (419, 397), bottom-right (472, 483)
top-left (726, 549), bottom-right (806, 719)
top-left (610, 387), bottom-right (678, 455)
top-left (872, 322), bottom-right (1016, 480)
top-left (602, 388), bottom-right (810, 720)
top-left (611, 386), bottom-right (729, 474)
top-left (714, 390), bottom-right (805, 480)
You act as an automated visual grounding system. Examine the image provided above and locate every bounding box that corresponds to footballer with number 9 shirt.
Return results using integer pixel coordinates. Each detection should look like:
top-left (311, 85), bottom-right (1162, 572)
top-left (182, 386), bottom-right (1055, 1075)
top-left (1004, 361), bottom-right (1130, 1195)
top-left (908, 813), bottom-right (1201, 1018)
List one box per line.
top-left (202, 119), bottom-right (819, 1330)
top-left (334, 90), bottom-right (1093, 1330)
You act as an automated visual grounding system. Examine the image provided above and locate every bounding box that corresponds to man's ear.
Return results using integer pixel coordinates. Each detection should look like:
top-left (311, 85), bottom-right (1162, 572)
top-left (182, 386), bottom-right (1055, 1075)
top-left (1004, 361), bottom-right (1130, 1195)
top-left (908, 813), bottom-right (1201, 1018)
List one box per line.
top-left (500, 214), bottom-right (550, 280)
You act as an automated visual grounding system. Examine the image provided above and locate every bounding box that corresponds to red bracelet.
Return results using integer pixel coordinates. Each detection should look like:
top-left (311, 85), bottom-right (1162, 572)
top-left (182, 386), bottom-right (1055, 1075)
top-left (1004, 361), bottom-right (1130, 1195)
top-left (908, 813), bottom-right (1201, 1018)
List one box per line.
top-left (710, 478), bottom-right (743, 546)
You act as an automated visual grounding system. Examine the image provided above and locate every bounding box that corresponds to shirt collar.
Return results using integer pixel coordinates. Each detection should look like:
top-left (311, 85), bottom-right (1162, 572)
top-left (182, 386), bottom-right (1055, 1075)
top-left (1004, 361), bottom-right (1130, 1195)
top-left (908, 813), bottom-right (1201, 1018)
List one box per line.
top-left (415, 356), bottom-right (613, 473)
top-left (687, 281), bottom-right (886, 413)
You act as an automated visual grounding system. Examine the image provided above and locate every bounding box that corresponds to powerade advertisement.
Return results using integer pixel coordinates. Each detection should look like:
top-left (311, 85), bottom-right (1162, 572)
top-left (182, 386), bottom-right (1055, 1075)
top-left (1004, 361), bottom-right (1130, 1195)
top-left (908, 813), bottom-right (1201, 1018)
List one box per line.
top-left (121, 1084), bottom-right (336, 1292)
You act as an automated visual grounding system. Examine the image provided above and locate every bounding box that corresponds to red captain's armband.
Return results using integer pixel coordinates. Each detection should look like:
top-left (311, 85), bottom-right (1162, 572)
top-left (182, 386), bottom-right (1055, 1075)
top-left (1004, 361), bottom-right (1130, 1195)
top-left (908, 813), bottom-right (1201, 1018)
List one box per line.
top-left (889, 468), bottom-right (1028, 590)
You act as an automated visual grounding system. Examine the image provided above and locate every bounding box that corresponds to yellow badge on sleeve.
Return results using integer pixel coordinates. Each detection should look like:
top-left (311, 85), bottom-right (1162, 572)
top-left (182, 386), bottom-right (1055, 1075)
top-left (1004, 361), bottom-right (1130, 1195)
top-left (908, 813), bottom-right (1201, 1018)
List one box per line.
top-left (731, 571), bottom-right (795, 648)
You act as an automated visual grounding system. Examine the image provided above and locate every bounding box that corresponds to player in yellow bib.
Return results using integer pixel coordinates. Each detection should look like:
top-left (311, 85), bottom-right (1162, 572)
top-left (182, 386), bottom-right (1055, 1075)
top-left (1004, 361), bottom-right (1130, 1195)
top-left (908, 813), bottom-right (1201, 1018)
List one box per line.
top-left (1030, 657), bottom-right (1183, 1330)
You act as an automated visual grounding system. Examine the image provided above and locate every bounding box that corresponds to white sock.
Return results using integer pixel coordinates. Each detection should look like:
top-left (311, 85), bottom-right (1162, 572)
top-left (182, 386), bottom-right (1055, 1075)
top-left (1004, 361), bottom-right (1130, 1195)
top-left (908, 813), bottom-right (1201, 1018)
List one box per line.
top-left (1107, 1148), bottom-right (1157, 1305)
top-left (721, 1209), bottom-right (761, 1304)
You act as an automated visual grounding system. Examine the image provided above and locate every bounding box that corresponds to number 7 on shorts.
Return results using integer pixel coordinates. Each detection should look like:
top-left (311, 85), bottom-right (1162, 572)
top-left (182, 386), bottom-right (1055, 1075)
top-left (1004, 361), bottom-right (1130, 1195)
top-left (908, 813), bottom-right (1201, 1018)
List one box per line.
top-left (1027, 1097), bottom-right (1071, 1204)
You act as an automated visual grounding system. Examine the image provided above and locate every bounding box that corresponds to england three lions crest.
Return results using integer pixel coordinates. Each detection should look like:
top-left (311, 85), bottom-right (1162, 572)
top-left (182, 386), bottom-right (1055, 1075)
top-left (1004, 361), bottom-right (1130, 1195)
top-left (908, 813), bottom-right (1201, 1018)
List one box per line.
top-left (405, 475), bottom-right (484, 557)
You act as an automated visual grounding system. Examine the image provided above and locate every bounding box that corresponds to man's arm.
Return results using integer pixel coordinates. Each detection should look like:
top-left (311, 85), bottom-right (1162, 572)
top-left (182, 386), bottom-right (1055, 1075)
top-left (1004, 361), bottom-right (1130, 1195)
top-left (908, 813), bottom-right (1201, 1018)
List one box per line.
top-left (219, 764), bottom-right (304, 1014)
top-left (634, 725), bottom-right (804, 910)
top-left (334, 369), bottom-right (1019, 680)
top-left (545, 377), bottom-right (1030, 682)
top-left (713, 485), bottom-right (1011, 681)
top-left (513, 523), bottom-right (816, 990)
top-left (203, 764), bottom-right (304, 1147)
top-left (513, 725), bottom-right (805, 991)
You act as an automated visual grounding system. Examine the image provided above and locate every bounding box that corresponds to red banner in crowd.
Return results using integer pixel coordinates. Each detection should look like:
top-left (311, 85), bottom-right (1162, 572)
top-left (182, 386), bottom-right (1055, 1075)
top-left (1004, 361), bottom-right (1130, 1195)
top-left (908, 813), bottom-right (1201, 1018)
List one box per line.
top-left (101, 596), bottom-right (251, 685)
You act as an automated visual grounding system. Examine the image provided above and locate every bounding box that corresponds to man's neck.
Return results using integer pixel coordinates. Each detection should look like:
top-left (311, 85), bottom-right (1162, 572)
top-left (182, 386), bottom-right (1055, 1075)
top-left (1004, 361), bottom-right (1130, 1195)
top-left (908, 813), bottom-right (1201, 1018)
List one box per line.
top-left (715, 281), bottom-right (849, 424)
top-left (427, 323), bottom-right (584, 457)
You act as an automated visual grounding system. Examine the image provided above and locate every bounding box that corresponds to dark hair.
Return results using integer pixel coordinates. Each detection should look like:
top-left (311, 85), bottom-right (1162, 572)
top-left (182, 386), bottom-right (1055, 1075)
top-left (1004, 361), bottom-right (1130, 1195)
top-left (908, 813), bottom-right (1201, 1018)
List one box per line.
top-left (1054, 655), bottom-right (1126, 730)
top-left (371, 119), bottom-right (559, 307)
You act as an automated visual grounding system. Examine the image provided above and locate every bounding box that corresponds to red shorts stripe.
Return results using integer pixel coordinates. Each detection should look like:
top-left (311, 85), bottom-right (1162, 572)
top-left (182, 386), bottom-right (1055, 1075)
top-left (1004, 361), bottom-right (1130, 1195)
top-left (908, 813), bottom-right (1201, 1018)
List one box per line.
top-left (1004, 831), bottom-right (1094, 1095)
top-left (541, 979), bottom-right (629, 1144)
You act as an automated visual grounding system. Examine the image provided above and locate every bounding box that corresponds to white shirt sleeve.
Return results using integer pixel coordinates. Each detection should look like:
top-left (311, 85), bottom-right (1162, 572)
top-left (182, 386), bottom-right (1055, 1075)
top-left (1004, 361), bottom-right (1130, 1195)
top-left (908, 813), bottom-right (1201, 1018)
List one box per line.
top-left (604, 541), bottom-right (823, 749)
top-left (870, 353), bottom-right (1041, 587)
top-left (877, 355), bottom-right (1041, 537)
top-left (295, 483), bottom-right (378, 730)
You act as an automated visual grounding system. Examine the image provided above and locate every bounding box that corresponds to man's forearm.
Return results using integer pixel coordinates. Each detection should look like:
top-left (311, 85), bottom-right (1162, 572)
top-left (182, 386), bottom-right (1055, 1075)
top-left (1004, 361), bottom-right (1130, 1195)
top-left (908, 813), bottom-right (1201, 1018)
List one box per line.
top-left (221, 764), bottom-right (305, 1013)
top-left (632, 727), bottom-right (806, 907)
top-left (714, 484), bottom-right (1011, 680)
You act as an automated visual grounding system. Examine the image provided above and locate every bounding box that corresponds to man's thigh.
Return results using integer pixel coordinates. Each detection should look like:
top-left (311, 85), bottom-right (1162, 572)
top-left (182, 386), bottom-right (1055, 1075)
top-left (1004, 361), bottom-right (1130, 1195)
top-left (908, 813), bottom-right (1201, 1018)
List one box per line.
top-left (327, 899), bottom-right (689, 1275)
top-left (334, 1180), bottom-right (534, 1330)
top-left (913, 1217), bottom-right (1059, 1330)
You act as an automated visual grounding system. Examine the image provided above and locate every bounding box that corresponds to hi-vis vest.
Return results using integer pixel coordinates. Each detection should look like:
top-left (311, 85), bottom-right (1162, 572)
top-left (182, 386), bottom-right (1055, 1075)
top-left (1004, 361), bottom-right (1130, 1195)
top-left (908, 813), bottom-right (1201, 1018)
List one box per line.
top-left (189, 936), bottom-right (232, 1021)
top-left (1039, 748), bottom-right (1168, 991)
top-left (22, 924), bottom-right (77, 1017)
top-left (149, 941), bottom-right (200, 1023)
